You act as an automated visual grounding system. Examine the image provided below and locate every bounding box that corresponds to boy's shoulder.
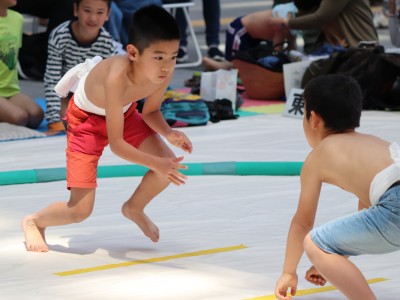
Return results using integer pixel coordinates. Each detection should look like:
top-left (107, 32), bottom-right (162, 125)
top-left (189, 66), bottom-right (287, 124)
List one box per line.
top-left (49, 21), bottom-right (71, 40)
top-left (307, 133), bottom-right (354, 162)
top-left (95, 55), bottom-right (129, 78)
top-left (99, 26), bottom-right (113, 39)
top-left (311, 132), bottom-right (388, 164)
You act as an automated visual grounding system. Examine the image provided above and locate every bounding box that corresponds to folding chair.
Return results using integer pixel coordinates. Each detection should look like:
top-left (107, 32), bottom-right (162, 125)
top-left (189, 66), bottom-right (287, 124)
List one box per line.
top-left (162, 0), bottom-right (202, 68)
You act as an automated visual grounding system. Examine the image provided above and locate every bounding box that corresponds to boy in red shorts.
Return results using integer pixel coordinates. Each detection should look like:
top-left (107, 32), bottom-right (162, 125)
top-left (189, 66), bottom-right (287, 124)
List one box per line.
top-left (22, 5), bottom-right (193, 252)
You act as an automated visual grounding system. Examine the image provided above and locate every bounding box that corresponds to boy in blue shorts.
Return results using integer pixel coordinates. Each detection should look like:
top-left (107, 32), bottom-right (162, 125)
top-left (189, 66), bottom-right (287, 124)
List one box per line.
top-left (275, 74), bottom-right (400, 300)
top-left (22, 5), bottom-right (193, 252)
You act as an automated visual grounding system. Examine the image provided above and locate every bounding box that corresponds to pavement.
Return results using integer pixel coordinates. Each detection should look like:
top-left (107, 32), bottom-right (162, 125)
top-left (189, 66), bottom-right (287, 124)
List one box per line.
top-left (19, 0), bottom-right (394, 99)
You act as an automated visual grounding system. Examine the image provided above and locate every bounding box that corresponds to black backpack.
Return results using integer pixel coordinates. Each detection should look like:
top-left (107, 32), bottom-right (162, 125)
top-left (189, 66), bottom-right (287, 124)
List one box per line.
top-left (301, 46), bottom-right (400, 110)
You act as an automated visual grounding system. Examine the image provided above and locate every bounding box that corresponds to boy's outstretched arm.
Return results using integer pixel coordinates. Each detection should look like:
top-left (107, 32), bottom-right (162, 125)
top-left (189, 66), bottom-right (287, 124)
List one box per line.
top-left (104, 78), bottom-right (188, 185)
top-left (275, 158), bottom-right (322, 299)
top-left (141, 78), bottom-right (193, 154)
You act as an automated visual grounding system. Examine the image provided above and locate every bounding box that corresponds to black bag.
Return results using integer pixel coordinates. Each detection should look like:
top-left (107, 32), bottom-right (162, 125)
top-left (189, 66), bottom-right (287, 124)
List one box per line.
top-left (301, 46), bottom-right (400, 110)
top-left (205, 99), bottom-right (239, 123)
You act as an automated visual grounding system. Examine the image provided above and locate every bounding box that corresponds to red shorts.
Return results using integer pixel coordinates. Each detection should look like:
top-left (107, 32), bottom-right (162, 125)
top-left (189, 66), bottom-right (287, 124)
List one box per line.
top-left (65, 97), bottom-right (156, 189)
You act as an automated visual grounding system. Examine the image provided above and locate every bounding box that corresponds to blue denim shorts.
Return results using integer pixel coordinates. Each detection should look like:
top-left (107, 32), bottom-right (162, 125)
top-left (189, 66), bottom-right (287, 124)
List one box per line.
top-left (310, 184), bottom-right (400, 256)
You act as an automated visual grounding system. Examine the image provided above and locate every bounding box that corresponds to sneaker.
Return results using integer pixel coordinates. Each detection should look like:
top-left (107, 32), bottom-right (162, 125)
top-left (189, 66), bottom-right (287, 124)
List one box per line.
top-left (208, 46), bottom-right (225, 61)
top-left (373, 11), bottom-right (388, 28)
top-left (184, 71), bottom-right (202, 88)
top-left (177, 46), bottom-right (188, 63)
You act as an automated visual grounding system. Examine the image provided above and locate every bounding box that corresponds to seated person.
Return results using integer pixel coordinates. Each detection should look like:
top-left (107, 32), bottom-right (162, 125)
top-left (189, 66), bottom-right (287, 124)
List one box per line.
top-left (203, 0), bottom-right (378, 71)
top-left (0, 2), bottom-right (43, 128)
top-left (44, 0), bottom-right (117, 135)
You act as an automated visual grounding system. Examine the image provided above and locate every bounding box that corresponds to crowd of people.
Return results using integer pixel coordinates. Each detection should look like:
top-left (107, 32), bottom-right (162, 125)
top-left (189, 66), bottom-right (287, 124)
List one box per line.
top-left (1, 1), bottom-right (400, 299)
top-left (2, 0), bottom-right (399, 132)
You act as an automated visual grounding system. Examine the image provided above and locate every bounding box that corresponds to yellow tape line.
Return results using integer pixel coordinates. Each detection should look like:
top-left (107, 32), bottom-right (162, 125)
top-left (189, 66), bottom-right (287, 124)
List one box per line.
top-left (246, 277), bottom-right (388, 300)
top-left (54, 244), bottom-right (248, 276)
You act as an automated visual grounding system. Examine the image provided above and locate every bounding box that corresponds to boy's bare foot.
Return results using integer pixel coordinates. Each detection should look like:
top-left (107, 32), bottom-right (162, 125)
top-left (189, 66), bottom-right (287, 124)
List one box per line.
top-left (202, 57), bottom-right (233, 71)
top-left (122, 203), bottom-right (160, 242)
top-left (21, 216), bottom-right (48, 252)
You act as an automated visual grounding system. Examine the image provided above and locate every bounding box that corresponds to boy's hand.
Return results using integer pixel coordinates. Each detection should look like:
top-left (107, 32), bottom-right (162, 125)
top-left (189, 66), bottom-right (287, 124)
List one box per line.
top-left (305, 265), bottom-right (326, 286)
top-left (166, 130), bottom-right (193, 153)
top-left (154, 156), bottom-right (188, 186)
top-left (275, 272), bottom-right (298, 300)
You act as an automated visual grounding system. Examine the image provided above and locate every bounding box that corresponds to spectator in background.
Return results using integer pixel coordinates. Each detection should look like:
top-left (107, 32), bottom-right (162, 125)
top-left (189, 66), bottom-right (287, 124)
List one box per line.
top-left (175, 0), bottom-right (224, 63)
top-left (44, 0), bottom-right (117, 135)
top-left (0, 0), bottom-right (44, 128)
top-left (203, 0), bottom-right (378, 71)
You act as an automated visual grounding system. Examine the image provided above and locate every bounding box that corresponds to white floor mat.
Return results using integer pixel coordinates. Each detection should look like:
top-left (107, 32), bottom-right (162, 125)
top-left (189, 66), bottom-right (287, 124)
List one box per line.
top-left (1, 111), bottom-right (399, 300)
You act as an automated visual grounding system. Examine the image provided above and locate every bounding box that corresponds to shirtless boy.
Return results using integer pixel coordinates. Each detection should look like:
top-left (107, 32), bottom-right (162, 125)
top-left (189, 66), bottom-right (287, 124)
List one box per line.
top-left (275, 74), bottom-right (400, 300)
top-left (22, 5), bottom-right (193, 252)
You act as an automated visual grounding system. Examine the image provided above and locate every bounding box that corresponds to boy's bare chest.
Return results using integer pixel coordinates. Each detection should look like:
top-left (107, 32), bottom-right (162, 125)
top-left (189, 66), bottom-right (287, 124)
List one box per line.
top-left (121, 84), bottom-right (158, 104)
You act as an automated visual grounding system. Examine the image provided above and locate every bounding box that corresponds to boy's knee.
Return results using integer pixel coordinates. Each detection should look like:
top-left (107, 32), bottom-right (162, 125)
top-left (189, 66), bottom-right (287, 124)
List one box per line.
top-left (29, 108), bottom-right (44, 128)
top-left (11, 111), bottom-right (29, 127)
top-left (69, 207), bottom-right (93, 223)
top-left (32, 106), bottom-right (44, 120)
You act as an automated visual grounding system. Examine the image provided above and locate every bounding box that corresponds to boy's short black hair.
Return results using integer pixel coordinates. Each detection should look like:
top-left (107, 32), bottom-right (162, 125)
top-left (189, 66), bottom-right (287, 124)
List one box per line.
top-left (74, 0), bottom-right (112, 9)
top-left (303, 74), bottom-right (362, 132)
top-left (127, 5), bottom-right (180, 53)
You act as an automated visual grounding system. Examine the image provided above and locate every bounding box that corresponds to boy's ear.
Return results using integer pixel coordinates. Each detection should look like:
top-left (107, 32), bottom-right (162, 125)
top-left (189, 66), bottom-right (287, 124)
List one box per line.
top-left (73, 3), bottom-right (79, 17)
top-left (126, 44), bottom-right (140, 61)
top-left (310, 111), bottom-right (321, 129)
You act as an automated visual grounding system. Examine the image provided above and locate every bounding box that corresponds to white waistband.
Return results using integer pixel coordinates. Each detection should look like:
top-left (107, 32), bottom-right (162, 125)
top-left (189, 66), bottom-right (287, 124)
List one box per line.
top-left (55, 55), bottom-right (131, 116)
top-left (369, 142), bottom-right (400, 205)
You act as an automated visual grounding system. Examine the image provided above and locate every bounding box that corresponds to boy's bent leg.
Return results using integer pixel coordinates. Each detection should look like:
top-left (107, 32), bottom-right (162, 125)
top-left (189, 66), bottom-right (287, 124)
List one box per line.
top-left (22, 188), bottom-right (96, 252)
top-left (304, 234), bottom-right (376, 300)
top-left (122, 134), bottom-right (175, 242)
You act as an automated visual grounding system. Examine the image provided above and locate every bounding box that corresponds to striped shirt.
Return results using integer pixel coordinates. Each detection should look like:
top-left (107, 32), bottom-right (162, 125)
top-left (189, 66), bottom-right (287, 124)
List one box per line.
top-left (44, 20), bottom-right (117, 125)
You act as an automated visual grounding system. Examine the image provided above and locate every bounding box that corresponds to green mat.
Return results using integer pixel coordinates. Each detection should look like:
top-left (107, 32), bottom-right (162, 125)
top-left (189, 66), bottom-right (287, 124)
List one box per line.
top-left (0, 162), bottom-right (303, 186)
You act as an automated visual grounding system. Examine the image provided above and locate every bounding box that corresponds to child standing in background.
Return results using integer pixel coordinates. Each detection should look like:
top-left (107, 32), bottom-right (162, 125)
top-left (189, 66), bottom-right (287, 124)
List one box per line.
top-left (44, 0), bottom-right (117, 135)
top-left (0, 0), bottom-right (44, 128)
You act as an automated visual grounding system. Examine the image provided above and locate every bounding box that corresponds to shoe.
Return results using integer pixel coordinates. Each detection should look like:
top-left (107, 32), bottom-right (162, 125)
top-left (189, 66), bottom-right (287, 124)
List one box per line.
top-left (46, 121), bottom-right (66, 136)
top-left (208, 46), bottom-right (225, 62)
top-left (177, 46), bottom-right (188, 63)
top-left (373, 11), bottom-right (388, 28)
top-left (184, 71), bottom-right (202, 88)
